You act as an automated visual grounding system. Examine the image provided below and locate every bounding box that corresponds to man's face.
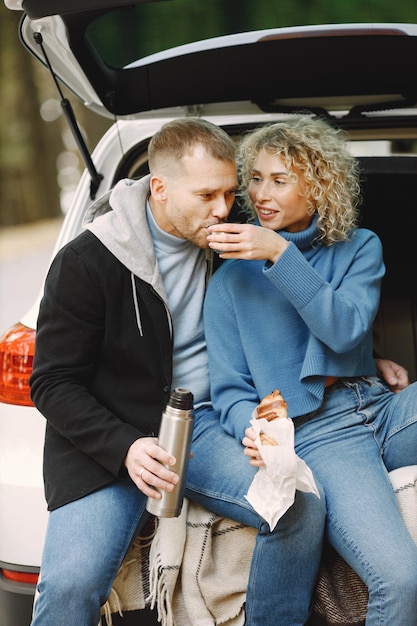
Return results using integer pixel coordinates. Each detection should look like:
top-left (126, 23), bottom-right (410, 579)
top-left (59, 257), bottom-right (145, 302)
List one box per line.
top-left (150, 144), bottom-right (238, 248)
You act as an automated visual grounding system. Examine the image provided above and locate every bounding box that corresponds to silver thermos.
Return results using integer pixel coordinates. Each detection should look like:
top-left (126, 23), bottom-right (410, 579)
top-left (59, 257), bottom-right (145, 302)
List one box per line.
top-left (146, 388), bottom-right (194, 518)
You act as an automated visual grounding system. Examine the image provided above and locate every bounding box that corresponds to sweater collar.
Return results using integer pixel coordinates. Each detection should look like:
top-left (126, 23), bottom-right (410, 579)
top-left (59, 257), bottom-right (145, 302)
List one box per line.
top-left (276, 214), bottom-right (320, 252)
top-left (255, 213), bottom-right (319, 253)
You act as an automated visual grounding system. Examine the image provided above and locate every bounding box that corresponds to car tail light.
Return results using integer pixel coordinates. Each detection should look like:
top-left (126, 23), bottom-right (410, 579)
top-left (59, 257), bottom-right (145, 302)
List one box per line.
top-left (0, 323), bottom-right (35, 406)
top-left (1, 568), bottom-right (39, 585)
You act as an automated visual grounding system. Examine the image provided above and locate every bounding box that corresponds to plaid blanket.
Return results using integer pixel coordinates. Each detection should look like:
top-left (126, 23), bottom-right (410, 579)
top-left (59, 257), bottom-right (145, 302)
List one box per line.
top-left (148, 498), bottom-right (253, 626)
top-left (100, 465), bottom-right (417, 626)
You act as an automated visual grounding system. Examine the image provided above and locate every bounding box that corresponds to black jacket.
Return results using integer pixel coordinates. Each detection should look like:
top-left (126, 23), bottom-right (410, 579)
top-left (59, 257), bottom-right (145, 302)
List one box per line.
top-left (30, 230), bottom-right (173, 510)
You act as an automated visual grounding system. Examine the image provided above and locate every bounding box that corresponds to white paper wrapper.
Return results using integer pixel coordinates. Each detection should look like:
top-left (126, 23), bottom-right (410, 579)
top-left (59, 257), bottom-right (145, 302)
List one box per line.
top-left (245, 412), bottom-right (320, 531)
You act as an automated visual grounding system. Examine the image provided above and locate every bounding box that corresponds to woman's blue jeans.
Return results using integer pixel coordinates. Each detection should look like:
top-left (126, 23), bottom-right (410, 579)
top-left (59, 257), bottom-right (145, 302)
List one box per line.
top-left (294, 376), bottom-right (417, 626)
top-left (187, 406), bottom-right (326, 626)
top-left (31, 406), bottom-right (326, 626)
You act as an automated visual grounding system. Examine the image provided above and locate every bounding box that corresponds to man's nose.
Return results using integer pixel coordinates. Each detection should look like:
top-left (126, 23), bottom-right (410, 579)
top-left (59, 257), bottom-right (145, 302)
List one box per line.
top-left (212, 197), bottom-right (231, 219)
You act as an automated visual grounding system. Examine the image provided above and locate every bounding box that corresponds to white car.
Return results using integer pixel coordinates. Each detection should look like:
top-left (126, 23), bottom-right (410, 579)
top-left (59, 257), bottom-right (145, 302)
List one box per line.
top-left (1, 1), bottom-right (417, 624)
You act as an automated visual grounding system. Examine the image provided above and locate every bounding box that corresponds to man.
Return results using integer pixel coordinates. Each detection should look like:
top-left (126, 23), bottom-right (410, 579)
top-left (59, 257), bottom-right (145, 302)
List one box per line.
top-left (30, 116), bottom-right (338, 625)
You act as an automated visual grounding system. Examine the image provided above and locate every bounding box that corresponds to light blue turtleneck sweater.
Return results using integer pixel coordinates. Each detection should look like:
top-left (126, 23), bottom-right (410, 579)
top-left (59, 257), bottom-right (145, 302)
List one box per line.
top-left (147, 204), bottom-right (210, 406)
top-left (204, 216), bottom-right (385, 442)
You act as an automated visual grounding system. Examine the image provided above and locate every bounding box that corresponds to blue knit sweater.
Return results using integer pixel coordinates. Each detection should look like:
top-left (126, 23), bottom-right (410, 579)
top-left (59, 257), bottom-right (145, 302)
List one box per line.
top-left (204, 216), bottom-right (385, 442)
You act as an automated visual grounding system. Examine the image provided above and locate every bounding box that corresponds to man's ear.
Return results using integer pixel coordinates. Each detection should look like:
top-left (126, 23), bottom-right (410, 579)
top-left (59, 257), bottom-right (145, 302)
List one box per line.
top-left (150, 175), bottom-right (167, 202)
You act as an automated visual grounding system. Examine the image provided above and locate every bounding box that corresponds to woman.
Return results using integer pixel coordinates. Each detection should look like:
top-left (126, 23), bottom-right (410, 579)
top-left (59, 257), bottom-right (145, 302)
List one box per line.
top-left (204, 116), bottom-right (417, 625)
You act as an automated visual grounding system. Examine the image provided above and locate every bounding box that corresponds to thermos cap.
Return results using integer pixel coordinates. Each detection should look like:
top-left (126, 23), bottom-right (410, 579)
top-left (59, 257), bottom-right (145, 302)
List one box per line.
top-left (169, 388), bottom-right (193, 410)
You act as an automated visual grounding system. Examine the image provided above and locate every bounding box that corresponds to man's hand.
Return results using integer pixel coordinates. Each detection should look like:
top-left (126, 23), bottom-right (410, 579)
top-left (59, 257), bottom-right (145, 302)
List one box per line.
top-left (124, 437), bottom-right (179, 498)
top-left (375, 357), bottom-right (409, 393)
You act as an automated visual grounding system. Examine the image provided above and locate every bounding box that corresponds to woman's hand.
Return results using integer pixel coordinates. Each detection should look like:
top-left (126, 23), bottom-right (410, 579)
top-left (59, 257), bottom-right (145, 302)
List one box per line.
top-left (124, 437), bottom-right (179, 498)
top-left (207, 223), bottom-right (288, 264)
top-left (242, 426), bottom-right (265, 467)
top-left (375, 357), bottom-right (409, 393)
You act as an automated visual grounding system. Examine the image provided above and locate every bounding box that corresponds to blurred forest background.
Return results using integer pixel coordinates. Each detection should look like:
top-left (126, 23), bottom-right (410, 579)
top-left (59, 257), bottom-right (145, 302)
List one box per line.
top-left (1, 0), bottom-right (417, 228)
top-left (0, 5), bottom-right (112, 228)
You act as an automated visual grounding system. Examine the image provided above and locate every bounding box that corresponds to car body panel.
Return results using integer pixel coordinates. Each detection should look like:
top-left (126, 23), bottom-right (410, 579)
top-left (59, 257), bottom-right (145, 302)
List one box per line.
top-left (0, 402), bottom-right (46, 566)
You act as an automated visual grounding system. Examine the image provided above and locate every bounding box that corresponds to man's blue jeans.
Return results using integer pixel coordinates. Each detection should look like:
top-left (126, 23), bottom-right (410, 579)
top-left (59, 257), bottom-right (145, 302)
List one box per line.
top-left (294, 377), bottom-right (417, 626)
top-left (31, 406), bottom-right (326, 626)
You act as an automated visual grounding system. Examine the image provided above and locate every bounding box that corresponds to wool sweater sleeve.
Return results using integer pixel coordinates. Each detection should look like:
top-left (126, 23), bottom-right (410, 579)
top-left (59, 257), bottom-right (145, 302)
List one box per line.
top-left (264, 229), bottom-right (384, 354)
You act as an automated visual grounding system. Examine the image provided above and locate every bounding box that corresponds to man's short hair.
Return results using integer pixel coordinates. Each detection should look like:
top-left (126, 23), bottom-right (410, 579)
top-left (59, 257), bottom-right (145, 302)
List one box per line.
top-left (148, 117), bottom-right (236, 174)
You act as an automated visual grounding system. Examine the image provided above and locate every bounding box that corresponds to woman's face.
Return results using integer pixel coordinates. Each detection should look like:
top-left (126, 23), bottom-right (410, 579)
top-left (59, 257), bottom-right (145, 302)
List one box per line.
top-left (248, 149), bottom-right (313, 232)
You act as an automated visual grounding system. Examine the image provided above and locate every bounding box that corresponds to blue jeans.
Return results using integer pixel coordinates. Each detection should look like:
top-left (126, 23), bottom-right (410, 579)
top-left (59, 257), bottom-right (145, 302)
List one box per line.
top-left (294, 376), bottom-right (417, 626)
top-left (31, 407), bottom-right (326, 626)
top-left (31, 473), bottom-right (149, 626)
top-left (187, 407), bottom-right (326, 625)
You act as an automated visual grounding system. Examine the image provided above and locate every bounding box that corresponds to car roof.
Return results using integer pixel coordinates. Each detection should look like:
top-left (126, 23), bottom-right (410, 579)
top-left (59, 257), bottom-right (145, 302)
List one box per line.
top-left (6, 0), bottom-right (417, 129)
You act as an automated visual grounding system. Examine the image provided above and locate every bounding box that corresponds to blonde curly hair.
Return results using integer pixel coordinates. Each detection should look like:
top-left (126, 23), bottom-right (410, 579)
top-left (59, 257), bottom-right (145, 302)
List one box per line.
top-left (237, 116), bottom-right (361, 245)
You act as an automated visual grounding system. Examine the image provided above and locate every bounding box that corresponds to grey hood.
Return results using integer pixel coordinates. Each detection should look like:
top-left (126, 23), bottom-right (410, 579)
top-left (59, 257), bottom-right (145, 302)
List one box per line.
top-left (84, 175), bottom-right (168, 305)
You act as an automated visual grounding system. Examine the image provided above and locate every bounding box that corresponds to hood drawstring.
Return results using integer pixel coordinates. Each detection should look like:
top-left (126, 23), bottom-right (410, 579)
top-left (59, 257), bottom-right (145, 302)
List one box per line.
top-left (205, 249), bottom-right (214, 291)
top-left (131, 272), bottom-right (143, 337)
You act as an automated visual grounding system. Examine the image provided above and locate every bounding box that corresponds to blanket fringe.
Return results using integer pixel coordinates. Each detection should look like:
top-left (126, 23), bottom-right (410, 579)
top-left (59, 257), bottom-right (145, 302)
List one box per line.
top-left (148, 527), bottom-right (180, 626)
top-left (100, 587), bottom-right (123, 626)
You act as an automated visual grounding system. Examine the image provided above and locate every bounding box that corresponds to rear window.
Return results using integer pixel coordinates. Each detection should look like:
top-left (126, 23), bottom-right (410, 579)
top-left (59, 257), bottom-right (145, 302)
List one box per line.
top-left (86, 0), bottom-right (288, 68)
top-left (84, 0), bottom-right (417, 69)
